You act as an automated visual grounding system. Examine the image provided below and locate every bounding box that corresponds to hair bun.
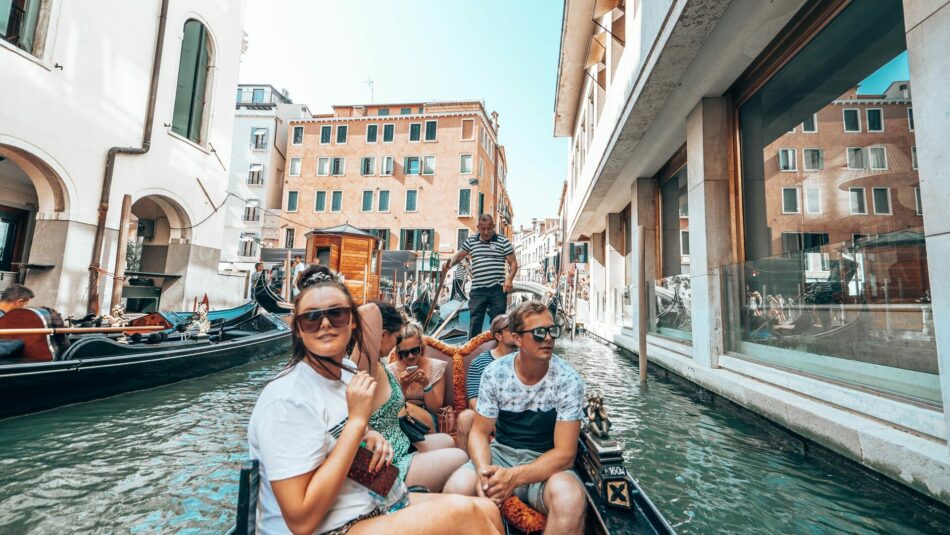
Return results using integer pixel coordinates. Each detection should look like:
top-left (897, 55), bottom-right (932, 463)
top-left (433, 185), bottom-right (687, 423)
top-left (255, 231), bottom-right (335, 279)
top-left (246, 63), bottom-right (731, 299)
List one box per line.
top-left (298, 265), bottom-right (344, 291)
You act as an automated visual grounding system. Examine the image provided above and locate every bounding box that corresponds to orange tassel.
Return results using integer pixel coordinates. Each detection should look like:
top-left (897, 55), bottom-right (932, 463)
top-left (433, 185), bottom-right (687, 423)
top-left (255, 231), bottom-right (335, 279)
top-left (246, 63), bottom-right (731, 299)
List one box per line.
top-left (501, 496), bottom-right (547, 533)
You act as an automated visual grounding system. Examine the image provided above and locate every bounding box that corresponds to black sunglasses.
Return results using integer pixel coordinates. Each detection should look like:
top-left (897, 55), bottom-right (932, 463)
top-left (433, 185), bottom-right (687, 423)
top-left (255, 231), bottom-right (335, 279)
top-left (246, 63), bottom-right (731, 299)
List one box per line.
top-left (515, 325), bottom-right (561, 342)
top-left (396, 345), bottom-right (423, 359)
top-left (297, 307), bottom-right (352, 332)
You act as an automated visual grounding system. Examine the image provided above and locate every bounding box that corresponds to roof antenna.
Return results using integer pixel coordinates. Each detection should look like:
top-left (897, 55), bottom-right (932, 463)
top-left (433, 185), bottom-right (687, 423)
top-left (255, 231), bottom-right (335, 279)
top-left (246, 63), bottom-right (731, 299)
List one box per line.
top-left (364, 78), bottom-right (374, 103)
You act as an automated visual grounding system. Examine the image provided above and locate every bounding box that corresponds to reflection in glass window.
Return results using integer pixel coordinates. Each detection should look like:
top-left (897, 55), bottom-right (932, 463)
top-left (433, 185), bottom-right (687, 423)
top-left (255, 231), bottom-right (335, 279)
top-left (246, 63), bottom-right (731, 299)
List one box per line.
top-left (849, 187), bottom-right (867, 215)
top-left (867, 108), bottom-right (884, 132)
top-left (847, 147), bottom-right (866, 170)
top-left (802, 114), bottom-right (818, 133)
top-left (782, 188), bottom-right (800, 213)
top-left (872, 187), bottom-right (891, 214)
top-left (843, 109), bottom-right (861, 132)
top-left (778, 149), bottom-right (797, 171)
top-left (869, 146), bottom-right (887, 170)
top-left (803, 148), bottom-right (823, 170)
top-left (805, 187), bottom-right (821, 214)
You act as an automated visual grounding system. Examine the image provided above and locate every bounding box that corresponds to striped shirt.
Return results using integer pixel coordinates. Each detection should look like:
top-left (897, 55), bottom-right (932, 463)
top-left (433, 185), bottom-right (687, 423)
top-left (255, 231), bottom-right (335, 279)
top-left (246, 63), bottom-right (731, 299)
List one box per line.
top-left (461, 233), bottom-right (514, 289)
top-left (466, 350), bottom-right (496, 400)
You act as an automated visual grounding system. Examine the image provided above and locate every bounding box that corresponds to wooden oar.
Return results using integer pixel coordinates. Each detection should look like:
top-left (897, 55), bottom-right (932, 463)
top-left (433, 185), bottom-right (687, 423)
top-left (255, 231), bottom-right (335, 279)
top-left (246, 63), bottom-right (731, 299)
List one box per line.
top-left (423, 270), bottom-right (449, 332)
top-left (0, 325), bottom-right (166, 335)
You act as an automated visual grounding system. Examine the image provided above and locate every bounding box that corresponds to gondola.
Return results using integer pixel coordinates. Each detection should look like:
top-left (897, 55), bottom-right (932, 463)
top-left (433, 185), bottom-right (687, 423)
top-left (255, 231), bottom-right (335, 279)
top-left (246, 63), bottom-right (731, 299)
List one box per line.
top-left (0, 306), bottom-right (291, 420)
top-left (228, 332), bottom-right (674, 534)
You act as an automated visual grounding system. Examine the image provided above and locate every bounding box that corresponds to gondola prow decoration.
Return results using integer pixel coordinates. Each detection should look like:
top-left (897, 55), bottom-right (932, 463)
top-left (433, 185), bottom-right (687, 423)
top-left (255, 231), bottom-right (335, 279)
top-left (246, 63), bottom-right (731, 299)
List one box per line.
top-left (579, 393), bottom-right (633, 512)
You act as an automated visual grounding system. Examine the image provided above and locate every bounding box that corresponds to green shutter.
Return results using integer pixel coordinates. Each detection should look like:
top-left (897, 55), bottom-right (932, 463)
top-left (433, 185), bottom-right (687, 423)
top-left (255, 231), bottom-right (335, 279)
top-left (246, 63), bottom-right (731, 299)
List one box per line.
top-left (172, 20), bottom-right (208, 143)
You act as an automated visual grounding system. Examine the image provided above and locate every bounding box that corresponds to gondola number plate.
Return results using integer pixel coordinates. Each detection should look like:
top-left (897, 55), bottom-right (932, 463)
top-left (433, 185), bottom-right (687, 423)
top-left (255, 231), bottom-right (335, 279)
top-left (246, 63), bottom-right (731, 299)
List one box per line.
top-left (602, 466), bottom-right (627, 478)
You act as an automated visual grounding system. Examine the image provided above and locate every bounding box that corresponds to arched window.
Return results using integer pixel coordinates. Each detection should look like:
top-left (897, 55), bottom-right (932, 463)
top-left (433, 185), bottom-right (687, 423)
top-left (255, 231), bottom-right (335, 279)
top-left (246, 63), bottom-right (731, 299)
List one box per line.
top-left (172, 19), bottom-right (211, 143)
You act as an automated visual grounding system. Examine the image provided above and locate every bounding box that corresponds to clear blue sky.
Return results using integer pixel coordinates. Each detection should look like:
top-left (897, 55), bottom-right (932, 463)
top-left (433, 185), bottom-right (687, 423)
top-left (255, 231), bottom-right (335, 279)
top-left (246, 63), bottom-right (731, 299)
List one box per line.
top-left (239, 0), bottom-right (569, 228)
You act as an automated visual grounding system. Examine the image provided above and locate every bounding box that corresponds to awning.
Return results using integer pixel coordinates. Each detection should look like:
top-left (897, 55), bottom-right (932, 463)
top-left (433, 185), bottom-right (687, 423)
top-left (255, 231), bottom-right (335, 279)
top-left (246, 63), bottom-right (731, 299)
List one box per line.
top-left (585, 31), bottom-right (607, 69)
top-left (593, 0), bottom-right (621, 19)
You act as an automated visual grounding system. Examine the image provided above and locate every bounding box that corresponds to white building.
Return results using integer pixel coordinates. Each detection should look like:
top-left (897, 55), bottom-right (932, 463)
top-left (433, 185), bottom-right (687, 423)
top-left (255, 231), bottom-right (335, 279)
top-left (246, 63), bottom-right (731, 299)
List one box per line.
top-left (0, 0), bottom-right (248, 315)
top-left (556, 0), bottom-right (950, 502)
top-left (513, 218), bottom-right (559, 284)
top-left (221, 84), bottom-right (310, 270)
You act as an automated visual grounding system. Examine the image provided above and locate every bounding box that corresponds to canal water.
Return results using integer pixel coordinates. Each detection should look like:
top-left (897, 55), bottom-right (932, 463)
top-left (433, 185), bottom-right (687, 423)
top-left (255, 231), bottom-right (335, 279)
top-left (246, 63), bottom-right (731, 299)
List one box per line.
top-left (0, 336), bottom-right (948, 534)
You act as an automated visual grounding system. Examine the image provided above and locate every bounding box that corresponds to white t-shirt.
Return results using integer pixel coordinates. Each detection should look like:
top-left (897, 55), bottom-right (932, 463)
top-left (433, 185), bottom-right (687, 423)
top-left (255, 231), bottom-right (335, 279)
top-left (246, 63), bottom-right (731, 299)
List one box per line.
top-left (248, 360), bottom-right (375, 534)
top-left (292, 263), bottom-right (307, 296)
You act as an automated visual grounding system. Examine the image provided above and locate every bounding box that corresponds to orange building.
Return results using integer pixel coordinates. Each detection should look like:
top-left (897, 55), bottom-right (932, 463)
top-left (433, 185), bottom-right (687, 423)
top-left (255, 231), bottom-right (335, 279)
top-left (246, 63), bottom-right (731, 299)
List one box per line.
top-left (280, 100), bottom-right (513, 255)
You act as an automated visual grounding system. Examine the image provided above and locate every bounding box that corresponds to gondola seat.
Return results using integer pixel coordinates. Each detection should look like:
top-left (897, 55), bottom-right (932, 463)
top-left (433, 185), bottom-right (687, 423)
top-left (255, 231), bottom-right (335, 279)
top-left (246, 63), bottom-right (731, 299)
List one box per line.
top-left (0, 339), bottom-right (24, 361)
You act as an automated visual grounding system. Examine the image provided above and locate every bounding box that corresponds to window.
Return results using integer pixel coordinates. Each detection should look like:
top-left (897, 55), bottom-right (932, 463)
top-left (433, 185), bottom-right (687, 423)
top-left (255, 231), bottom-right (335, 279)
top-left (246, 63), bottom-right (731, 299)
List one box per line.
top-left (805, 187), bottom-right (821, 214)
top-left (803, 148), bottom-right (823, 170)
top-left (336, 125), bottom-right (348, 144)
top-left (243, 201), bottom-right (260, 222)
top-left (2, 0), bottom-right (49, 55)
top-left (908, 107), bottom-right (914, 131)
top-left (362, 191), bottom-right (374, 212)
top-left (404, 157), bottom-right (420, 175)
top-left (377, 108), bottom-right (390, 116)
top-left (872, 187), bottom-right (891, 214)
top-left (424, 120), bottom-right (437, 141)
top-left (331, 157), bottom-right (345, 176)
top-left (315, 190), bottom-right (327, 211)
top-left (866, 108), bottom-right (884, 132)
top-left (251, 128), bottom-right (268, 150)
top-left (378, 190), bottom-right (390, 212)
top-left (320, 125), bottom-right (332, 144)
top-left (781, 187), bottom-right (800, 213)
top-left (247, 163), bottom-right (263, 185)
top-left (317, 157), bottom-right (330, 176)
top-left (869, 146), bottom-right (887, 170)
top-left (368, 229), bottom-right (390, 249)
top-left (361, 157), bottom-right (375, 176)
top-left (478, 159), bottom-right (485, 178)
top-left (802, 114), bottom-right (818, 133)
top-left (458, 189), bottom-right (471, 216)
top-left (400, 229), bottom-right (434, 251)
top-left (366, 124), bottom-right (378, 143)
top-left (289, 157), bottom-right (301, 176)
top-left (915, 186), bottom-right (922, 215)
top-left (172, 20), bottom-right (211, 143)
top-left (285, 228), bottom-right (295, 249)
top-left (461, 119), bottom-right (474, 140)
top-left (383, 124), bottom-right (395, 143)
top-left (778, 149), bottom-right (796, 171)
top-left (400, 107), bottom-right (412, 115)
top-left (409, 123), bottom-right (422, 142)
top-left (680, 231), bottom-right (690, 256)
top-left (849, 187), bottom-right (867, 215)
top-left (252, 88), bottom-right (265, 103)
top-left (292, 126), bottom-right (304, 145)
top-left (422, 156), bottom-right (435, 175)
top-left (236, 88), bottom-right (243, 103)
top-left (460, 154), bottom-right (473, 174)
top-left (847, 147), bottom-right (866, 170)
top-left (478, 193), bottom-right (485, 215)
top-left (330, 191), bottom-right (343, 212)
top-left (457, 228), bottom-right (470, 248)
top-left (381, 156), bottom-right (394, 176)
top-left (843, 109), bottom-right (861, 132)
top-left (405, 190), bottom-right (418, 212)
top-left (239, 233), bottom-right (258, 257)
top-left (912, 146), bottom-right (918, 169)
top-left (286, 191), bottom-right (299, 212)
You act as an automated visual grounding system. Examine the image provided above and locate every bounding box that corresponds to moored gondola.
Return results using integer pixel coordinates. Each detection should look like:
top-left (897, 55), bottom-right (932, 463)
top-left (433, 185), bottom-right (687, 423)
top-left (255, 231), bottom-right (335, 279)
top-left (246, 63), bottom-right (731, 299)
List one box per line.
top-left (0, 306), bottom-right (291, 420)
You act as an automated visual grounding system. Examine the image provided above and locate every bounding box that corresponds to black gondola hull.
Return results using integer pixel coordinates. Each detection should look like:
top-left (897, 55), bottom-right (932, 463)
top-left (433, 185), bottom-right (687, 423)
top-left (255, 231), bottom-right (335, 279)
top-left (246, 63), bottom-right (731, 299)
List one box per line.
top-left (0, 319), bottom-right (291, 420)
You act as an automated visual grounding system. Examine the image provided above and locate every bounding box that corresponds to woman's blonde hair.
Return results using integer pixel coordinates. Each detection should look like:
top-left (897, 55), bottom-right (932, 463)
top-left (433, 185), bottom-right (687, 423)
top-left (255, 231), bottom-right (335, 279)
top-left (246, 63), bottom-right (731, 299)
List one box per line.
top-left (398, 322), bottom-right (425, 344)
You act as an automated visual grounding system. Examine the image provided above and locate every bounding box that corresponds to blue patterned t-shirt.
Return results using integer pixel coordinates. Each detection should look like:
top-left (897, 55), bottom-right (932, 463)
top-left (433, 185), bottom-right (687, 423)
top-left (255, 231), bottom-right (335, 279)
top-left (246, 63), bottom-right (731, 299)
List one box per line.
top-left (476, 353), bottom-right (585, 452)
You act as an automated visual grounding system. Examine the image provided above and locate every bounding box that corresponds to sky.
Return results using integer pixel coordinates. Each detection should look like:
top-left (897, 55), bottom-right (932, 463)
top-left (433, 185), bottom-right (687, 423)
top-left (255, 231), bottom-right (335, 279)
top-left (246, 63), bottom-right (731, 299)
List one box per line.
top-left (238, 0), bottom-right (569, 228)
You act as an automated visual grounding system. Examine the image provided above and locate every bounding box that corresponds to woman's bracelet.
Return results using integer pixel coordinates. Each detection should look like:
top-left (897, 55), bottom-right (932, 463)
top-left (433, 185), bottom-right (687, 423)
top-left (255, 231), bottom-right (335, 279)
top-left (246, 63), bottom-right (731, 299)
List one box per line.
top-left (423, 384), bottom-right (434, 393)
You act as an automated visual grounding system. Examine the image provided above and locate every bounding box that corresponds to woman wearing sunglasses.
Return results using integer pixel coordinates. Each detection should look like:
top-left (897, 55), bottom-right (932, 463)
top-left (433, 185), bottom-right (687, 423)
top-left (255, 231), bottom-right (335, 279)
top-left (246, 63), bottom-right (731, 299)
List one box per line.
top-left (248, 265), bottom-right (501, 535)
top-left (387, 323), bottom-right (447, 432)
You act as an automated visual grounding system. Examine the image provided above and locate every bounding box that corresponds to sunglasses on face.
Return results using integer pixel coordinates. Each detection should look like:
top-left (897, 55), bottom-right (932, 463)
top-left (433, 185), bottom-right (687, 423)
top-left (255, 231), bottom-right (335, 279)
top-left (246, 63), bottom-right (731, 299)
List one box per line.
top-left (516, 325), bottom-right (561, 342)
top-left (297, 307), bottom-right (352, 332)
top-left (396, 345), bottom-right (423, 359)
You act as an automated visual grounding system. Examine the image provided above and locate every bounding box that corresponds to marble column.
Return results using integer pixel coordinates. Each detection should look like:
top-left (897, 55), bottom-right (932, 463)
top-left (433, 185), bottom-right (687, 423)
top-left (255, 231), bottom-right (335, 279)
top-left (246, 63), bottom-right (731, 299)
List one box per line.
top-left (686, 97), bottom-right (734, 368)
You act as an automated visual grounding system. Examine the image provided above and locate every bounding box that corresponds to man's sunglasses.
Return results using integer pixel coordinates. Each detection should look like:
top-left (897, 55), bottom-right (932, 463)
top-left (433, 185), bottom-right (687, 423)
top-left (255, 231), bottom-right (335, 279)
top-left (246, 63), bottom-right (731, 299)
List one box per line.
top-left (397, 345), bottom-right (423, 359)
top-left (297, 307), bottom-right (352, 332)
top-left (515, 325), bottom-right (561, 342)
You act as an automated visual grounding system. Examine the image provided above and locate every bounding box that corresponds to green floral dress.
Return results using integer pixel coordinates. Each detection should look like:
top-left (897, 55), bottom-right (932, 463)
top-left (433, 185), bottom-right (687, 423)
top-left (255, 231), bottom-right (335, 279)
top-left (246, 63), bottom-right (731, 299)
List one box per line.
top-left (370, 364), bottom-right (414, 481)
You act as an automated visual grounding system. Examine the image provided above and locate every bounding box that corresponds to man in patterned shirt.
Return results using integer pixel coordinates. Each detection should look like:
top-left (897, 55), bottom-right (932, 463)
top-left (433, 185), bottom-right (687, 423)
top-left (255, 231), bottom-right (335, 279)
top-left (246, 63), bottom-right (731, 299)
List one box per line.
top-left (444, 301), bottom-right (587, 534)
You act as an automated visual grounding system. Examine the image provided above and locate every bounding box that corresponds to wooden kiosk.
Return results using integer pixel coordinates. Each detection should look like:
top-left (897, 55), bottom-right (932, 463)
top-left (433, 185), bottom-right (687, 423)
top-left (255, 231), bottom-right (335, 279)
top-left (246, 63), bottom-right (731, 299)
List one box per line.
top-left (304, 224), bottom-right (382, 304)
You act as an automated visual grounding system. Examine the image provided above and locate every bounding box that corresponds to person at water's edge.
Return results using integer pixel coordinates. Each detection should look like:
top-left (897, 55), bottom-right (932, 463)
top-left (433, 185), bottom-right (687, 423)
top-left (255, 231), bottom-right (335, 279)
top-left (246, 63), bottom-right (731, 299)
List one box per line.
top-left (441, 214), bottom-right (518, 338)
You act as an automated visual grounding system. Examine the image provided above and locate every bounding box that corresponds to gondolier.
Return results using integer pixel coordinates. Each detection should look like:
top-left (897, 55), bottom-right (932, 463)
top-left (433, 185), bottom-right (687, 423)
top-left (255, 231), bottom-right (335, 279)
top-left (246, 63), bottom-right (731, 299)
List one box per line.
top-left (441, 214), bottom-right (518, 338)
